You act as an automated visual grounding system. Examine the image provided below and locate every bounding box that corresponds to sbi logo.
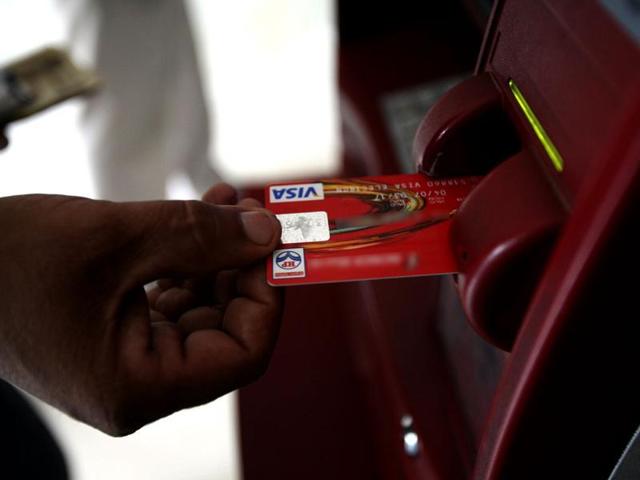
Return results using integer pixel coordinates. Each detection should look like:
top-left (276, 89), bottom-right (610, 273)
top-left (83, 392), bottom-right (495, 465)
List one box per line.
top-left (275, 250), bottom-right (302, 269)
top-left (269, 183), bottom-right (324, 203)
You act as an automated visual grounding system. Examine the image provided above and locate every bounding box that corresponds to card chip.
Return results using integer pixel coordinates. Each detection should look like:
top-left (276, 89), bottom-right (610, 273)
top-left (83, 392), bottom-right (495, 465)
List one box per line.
top-left (276, 211), bottom-right (330, 244)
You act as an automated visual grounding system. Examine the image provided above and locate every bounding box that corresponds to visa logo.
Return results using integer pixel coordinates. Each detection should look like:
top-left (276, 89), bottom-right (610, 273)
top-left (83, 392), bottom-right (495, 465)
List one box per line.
top-left (269, 183), bottom-right (324, 203)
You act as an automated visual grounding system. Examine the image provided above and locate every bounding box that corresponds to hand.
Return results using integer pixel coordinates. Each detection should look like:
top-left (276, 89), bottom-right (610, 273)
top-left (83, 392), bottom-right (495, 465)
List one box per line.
top-left (0, 184), bottom-right (282, 435)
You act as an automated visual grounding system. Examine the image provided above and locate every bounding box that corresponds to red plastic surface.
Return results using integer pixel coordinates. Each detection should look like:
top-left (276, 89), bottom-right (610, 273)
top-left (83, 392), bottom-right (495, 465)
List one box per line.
top-left (413, 72), bottom-right (518, 177)
top-left (412, 69), bottom-right (566, 351)
top-left (470, 1), bottom-right (640, 478)
top-left (451, 150), bottom-right (565, 350)
top-left (475, 92), bottom-right (640, 480)
top-left (482, 0), bottom-right (640, 203)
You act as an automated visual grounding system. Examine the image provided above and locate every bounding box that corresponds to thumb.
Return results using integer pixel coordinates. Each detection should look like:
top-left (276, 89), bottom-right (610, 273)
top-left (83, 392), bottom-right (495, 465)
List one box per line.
top-left (114, 200), bottom-right (280, 281)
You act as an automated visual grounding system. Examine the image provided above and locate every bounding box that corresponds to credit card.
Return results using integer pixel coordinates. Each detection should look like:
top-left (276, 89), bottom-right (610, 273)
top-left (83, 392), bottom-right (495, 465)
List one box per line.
top-left (265, 173), bottom-right (480, 286)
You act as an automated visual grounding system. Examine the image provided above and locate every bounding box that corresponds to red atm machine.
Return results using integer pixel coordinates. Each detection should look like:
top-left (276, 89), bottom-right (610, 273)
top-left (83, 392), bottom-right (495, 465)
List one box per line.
top-left (240, 1), bottom-right (640, 479)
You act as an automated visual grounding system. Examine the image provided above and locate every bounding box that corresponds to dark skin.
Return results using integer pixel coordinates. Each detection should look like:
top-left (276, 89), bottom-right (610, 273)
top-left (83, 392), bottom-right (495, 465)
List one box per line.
top-left (0, 131), bottom-right (283, 435)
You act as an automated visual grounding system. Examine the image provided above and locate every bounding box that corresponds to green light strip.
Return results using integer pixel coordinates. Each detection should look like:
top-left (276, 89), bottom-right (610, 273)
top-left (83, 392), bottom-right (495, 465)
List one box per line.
top-left (508, 79), bottom-right (564, 172)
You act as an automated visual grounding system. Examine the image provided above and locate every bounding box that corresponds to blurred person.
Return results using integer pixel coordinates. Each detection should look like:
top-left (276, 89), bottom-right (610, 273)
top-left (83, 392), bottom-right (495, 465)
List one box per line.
top-left (59, 0), bottom-right (217, 200)
top-left (58, 0), bottom-right (339, 199)
top-left (0, 129), bottom-right (283, 476)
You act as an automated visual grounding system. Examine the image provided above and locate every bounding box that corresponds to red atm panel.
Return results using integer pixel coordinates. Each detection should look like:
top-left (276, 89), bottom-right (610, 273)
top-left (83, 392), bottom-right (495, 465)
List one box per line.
top-left (467, 1), bottom-right (640, 478)
top-left (239, 1), bottom-right (640, 479)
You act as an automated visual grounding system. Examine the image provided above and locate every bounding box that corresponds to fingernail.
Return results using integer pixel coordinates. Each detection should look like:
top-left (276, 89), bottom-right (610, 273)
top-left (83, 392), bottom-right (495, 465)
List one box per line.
top-left (241, 210), bottom-right (277, 245)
